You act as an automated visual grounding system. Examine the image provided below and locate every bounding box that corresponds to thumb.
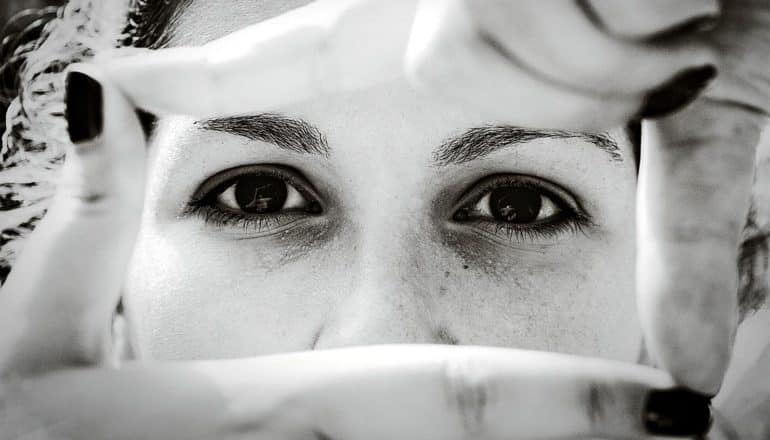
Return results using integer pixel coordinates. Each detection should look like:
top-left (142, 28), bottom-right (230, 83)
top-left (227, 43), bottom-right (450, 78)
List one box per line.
top-left (57, 65), bottom-right (146, 211)
top-left (0, 64), bottom-right (147, 376)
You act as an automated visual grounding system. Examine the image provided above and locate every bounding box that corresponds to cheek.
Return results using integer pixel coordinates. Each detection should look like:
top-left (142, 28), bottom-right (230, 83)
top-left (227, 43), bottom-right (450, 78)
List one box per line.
top-left (123, 221), bottom-right (350, 360)
top-left (124, 224), bottom-right (640, 362)
top-left (436, 231), bottom-right (640, 363)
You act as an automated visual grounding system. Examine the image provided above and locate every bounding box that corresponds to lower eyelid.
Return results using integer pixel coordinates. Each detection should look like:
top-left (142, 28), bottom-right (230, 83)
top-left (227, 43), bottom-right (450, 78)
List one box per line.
top-left (185, 204), bottom-right (314, 235)
top-left (465, 217), bottom-right (590, 244)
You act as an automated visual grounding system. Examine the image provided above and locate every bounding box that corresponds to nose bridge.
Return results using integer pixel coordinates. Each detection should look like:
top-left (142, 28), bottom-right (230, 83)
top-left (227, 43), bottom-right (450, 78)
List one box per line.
top-left (313, 199), bottom-right (443, 349)
top-left (354, 173), bottom-right (428, 290)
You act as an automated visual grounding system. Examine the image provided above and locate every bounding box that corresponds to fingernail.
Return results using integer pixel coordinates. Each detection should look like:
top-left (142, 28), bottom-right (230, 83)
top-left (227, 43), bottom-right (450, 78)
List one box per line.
top-left (639, 65), bottom-right (717, 119)
top-left (65, 71), bottom-right (103, 144)
top-left (644, 388), bottom-right (712, 437)
top-left (648, 15), bottom-right (721, 42)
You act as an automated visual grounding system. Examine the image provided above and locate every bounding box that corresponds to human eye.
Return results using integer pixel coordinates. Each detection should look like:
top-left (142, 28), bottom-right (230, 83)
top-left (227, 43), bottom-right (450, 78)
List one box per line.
top-left (185, 164), bottom-right (323, 234)
top-left (451, 174), bottom-right (592, 242)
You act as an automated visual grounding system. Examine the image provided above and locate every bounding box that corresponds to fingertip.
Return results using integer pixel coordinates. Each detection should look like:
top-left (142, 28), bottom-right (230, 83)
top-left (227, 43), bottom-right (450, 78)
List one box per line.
top-left (642, 301), bottom-right (734, 396)
top-left (643, 387), bottom-right (713, 437)
top-left (638, 65), bottom-right (717, 119)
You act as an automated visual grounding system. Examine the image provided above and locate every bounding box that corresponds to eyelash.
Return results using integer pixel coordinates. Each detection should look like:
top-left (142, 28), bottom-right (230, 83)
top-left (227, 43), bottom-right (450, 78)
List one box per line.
top-left (185, 168), bottom-right (591, 242)
top-left (451, 174), bottom-right (593, 243)
top-left (184, 164), bottom-right (322, 234)
top-left (184, 207), bottom-right (306, 232)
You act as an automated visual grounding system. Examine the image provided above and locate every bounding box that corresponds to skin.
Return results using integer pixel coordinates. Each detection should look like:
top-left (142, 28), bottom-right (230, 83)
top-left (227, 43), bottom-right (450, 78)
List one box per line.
top-left (100, 0), bottom-right (769, 393)
top-left (1, 0), bottom-right (769, 438)
top-left (122, 0), bottom-right (642, 363)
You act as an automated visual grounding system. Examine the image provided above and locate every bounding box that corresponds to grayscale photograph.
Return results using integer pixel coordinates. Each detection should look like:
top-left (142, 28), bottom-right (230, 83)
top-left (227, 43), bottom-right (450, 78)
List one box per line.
top-left (0, 1), bottom-right (769, 439)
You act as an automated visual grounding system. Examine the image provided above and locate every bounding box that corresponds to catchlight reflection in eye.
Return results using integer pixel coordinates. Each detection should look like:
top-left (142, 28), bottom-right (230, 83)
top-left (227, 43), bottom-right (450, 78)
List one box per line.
top-left (452, 174), bottom-right (592, 242)
top-left (185, 164), bottom-right (323, 233)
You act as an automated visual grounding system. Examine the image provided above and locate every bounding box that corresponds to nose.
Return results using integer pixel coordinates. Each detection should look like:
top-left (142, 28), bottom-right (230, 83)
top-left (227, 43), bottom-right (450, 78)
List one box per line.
top-left (312, 224), bottom-right (456, 350)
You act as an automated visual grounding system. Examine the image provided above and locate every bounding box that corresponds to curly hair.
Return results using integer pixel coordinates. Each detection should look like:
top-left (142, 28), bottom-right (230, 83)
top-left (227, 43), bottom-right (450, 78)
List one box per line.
top-left (0, 0), bottom-right (188, 282)
top-left (0, 0), bottom-right (768, 319)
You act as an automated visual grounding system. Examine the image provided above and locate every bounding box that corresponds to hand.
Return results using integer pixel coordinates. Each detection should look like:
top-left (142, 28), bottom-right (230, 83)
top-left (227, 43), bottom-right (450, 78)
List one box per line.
top-left (100, 0), bottom-right (719, 131)
top-left (0, 70), bottom-right (712, 440)
top-left (637, 0), bottom-right (770, 395)
top-left (1, 345), bottom-right (715, 440)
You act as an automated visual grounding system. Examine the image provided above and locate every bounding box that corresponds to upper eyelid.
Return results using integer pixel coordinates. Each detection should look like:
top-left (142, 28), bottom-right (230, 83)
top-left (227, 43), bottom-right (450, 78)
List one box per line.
top-left (450, 174), bottom-right (585, 216)
top-left (190, 164), bottom-right (322, 206)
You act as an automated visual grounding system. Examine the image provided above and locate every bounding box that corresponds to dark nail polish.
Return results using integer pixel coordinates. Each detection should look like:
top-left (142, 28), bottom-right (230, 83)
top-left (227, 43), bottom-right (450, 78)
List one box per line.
top-left (65, 71), bottom-right (103, 143)
top-left (648, 15), bottom-right (721, 42)
top-left (644, 388), bottom-right (712, 437)
top-left (639, 65), bottom-right (717, 119)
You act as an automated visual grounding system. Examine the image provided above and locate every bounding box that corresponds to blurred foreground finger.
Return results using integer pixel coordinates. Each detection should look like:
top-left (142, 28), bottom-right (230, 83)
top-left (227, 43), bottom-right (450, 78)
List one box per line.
top-left (405, 0), bottom-right (639, 131)
top-left (105, 0), bottom-right (717, 131)
top-left (582, 0), bottom-right (721, 39)
top-left (2, 346), bottom-right (713, 439)
top-left (461, 0), bottom-right (717, 100)
top-left (0, 64), bottom-right (146, 377)
top-left (637, 99), bottom-right (765, 395)
top-left (102, 0), bottom-right (418, 118)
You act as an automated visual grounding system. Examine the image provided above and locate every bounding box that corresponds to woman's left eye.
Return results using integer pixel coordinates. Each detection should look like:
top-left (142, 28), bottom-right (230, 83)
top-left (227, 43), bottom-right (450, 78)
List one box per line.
top-left (452, 174), bottom-right (591, 241)
top-left (471, 186), bottom-right (560, 224)
top-left (186, 164), bottom-right (322, 233)
top-left (217, 174), bottom-right (307, 214)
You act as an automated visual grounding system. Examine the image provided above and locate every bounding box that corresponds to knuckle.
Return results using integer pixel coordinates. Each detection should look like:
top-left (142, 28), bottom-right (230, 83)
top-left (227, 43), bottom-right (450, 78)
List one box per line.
top-left (63, 194), bottom-right (119, 218)
top-left (406, 13), bottom-right (479, 91)
top-left (583, 382), bottom-right (610, 433)
top-left (440, 357), bottom-right (493, 437)
top-left (405, 39), bottom-right (458, 89)
top-left (662, 219), bottom-right (741, 244)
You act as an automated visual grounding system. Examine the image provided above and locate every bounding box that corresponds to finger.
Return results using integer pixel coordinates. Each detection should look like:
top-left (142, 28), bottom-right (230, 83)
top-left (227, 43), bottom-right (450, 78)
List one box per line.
top-left (703, 0), bottom-right (770, 117)
top-left (582, 0), bottom-right (721, 39)
top-left (637, 98), bottom-right (765, 395)
top-left (464, 0), bottom-right (717, 99)
top-left (102, 0), bottom-right (418, 118)
top-left (405, 0), bottom-right (639, 131)
top-left (0, 64), bottom-right (146, 377)
top-left (2, 346), bottom-right (713, 440)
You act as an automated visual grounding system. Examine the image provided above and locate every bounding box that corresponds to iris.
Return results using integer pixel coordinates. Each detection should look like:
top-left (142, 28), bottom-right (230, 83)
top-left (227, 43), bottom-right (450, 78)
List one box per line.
top-left (489, 187), bottom-right (542, 223)
top-left (233, 175), bottom-right (288, 214)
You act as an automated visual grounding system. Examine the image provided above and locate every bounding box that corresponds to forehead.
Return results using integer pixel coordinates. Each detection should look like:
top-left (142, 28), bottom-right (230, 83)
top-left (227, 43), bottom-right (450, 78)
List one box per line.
top-left (171, 0), bottom-right (315, 45)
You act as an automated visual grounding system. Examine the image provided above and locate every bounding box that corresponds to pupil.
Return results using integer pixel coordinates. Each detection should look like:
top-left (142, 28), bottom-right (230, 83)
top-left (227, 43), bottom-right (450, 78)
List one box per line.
top-left (234, 175), bottom-right (288, 214)
top-left (489, 186), bottom-right (542, 223)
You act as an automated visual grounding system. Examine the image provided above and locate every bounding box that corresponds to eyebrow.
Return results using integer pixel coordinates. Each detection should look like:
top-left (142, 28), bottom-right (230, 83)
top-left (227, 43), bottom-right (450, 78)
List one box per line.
top-left (195, 115), bottom-right (620, 165)
top-left (195, 113), bottom-right (330, 156)
top-left (433, 126), bottom-right (623, 166)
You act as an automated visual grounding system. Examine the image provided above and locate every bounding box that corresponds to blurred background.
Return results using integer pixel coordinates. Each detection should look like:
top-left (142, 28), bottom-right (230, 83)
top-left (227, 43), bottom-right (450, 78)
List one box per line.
top-left (0, 0), bottom-right (66, 142)
top-left (1, 0), bottom-right (64, 26)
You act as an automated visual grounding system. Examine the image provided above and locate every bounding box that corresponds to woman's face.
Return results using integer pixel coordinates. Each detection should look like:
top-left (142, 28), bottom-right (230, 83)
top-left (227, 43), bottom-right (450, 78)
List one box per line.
top-left (123, 0), bottom-right (641, 362)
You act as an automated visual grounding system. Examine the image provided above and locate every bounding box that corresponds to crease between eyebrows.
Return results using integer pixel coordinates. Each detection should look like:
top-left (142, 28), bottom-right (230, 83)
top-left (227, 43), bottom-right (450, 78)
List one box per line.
top-left (433, 126), bottom-right (623, 166)
top-left (195, 113), bottom-right (330, 157)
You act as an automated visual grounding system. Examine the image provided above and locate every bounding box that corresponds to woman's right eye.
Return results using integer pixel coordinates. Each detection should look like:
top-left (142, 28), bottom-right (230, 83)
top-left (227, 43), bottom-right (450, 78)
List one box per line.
top-left (186, 164), bottom-right (323, 233)
top-left (216, 174), bottom-right (309, 214)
